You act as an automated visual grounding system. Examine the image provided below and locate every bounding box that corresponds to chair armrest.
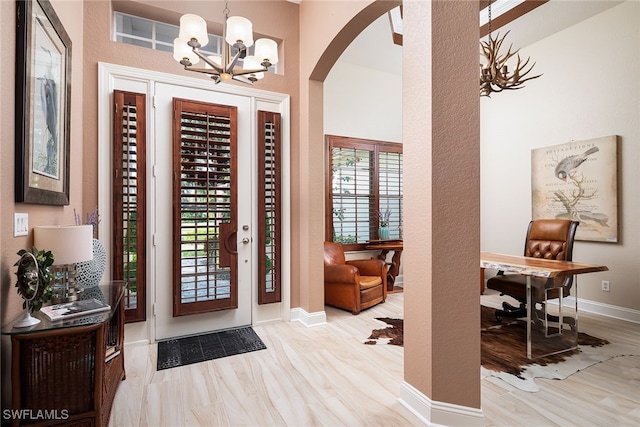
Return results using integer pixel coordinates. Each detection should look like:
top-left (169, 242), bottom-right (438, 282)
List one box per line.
top-left (347, 259), bottom-right (386, 277)
top-left (324, 264), bottom-right (359, 285)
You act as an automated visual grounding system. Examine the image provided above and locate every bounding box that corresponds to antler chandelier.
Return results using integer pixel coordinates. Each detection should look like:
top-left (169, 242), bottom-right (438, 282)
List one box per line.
top-left (480, 0), bottom-right (541, 97)
top-left (173, 1), bottom-right (278, 85)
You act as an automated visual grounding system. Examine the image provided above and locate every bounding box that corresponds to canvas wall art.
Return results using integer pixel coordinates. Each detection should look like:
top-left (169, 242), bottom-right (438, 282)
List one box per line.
top-left (531, 136), bottom-right (618, 242)
top-left (15, 0), bottom-right (72, 205)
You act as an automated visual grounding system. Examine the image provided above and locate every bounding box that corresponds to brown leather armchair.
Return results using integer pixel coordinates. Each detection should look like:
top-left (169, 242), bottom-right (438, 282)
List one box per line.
top-left (324, 241), bottom-right (387, 315)
top-left (487, 219), bottom-right (579, 325)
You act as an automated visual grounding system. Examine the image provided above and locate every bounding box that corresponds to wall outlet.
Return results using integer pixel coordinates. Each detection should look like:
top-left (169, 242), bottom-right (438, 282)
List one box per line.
top-left (14, 213), bottom-right (29, 237)
top-left (601, 280), bottom-right (610, 292)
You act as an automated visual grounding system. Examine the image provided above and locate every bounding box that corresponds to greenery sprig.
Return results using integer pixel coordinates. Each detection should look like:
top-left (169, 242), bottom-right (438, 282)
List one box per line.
top-left (14, 247), bottom-right (55, 313)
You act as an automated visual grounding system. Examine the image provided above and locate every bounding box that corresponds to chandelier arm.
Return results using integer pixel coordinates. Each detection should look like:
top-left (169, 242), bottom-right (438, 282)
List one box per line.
top-left (232, 75), bottom-right (255, 85)
top-left (180, 66), bottom-right (225, 75)
top-left (233, 67), bottom-right (268, 77)
top-left (190, 48), bottom-right (224, 73)
top-left (224, 48), bottom-right (243, 74)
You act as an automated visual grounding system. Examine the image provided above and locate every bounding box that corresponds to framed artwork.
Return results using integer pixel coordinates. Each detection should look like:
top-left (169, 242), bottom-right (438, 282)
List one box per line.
top-left (531, 136), bottom-right (618, 242)
top-left (15, 0), bottom-right (72, 205)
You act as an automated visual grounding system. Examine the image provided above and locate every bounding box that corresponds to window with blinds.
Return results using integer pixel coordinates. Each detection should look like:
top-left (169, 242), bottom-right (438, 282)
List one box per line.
top-left (325, 135), bottom-right (403, 250)
top-left (379, 151), bottom-right (403, 240)
top-left (113, 90), bottom-right (147, 323)
top-left (257, 111), bottom-right (281, 304)
top-left (172, 98), bottom-right (238, 316)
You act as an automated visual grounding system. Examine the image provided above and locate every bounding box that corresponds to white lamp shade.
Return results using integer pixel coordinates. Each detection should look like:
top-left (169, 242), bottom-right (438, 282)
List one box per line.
top-left (34, 225), bottom-right (94, 265)
top-left (173, 38), bottom-right (200, 65)
top-left (254, 38), bottom-right (278, 65)
top-left (225, 16), bottom-right (254, 47)
top-left (179, 14), bottom-right (209, 47)
top-left (243, 56), bottom-right (264, 79)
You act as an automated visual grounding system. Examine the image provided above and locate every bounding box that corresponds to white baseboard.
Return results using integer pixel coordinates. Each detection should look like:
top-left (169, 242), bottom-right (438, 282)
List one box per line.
top-left (290, 307), bottom-right (327, 327)
top-left (560, 296), bottom-right (640, 324)
top-left (399, 381), bottom-right (484, 426)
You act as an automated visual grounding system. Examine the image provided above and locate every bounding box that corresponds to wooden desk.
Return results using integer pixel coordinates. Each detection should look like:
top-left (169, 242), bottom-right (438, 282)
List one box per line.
top-left (480, 252), bottom-right (608, 358)
top-left (366, 240), bottom-right (403, 292)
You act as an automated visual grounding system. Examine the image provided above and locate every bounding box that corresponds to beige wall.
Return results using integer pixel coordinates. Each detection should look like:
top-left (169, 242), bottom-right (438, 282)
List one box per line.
top-left (81, 0), bottom-right (301, 307)
top-left (481, 0), bottom-right (640, 314)
top-left (1, 0), bottom-right (483, 416)
top-left (1, 0), bottom-right (86, 407)
top-left (1, 0), bottom-right (85, 326)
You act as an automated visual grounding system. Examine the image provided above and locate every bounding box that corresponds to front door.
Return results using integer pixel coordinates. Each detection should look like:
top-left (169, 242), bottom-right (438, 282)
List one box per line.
top-left (154, 83), bottom-right (252, 341)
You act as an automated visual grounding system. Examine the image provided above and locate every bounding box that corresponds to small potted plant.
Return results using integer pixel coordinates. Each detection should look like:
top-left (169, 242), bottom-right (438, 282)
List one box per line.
top-left (13, 247), bottom-right (54, 327)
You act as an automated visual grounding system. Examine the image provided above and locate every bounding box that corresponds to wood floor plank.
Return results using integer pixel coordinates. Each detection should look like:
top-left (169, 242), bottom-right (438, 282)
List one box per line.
top-left (110, 292), bottom-right (640, 426)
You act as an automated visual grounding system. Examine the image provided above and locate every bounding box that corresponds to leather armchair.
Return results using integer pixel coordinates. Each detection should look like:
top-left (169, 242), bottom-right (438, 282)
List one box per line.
top-left (487, 219), bottom-right (579, 325)
top-left (324, 241), bottom-right (387, 315)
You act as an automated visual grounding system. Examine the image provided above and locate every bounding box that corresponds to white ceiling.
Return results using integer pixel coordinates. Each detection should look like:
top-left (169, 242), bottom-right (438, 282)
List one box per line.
top-left (337, 0), bottom-right (624, 76)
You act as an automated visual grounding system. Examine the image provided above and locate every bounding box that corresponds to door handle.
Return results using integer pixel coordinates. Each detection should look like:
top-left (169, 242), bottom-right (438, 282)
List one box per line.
top-left (224, 231), bottom-right (239, 255)
top-left (219, 222), bottom-right (236, 268)
top-left (241, 237), bottom-right (250, 244)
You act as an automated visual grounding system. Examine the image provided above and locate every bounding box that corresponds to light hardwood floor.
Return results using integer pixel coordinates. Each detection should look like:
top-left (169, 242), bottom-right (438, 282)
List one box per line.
top-left (109, 291), bottom-right (640, 426)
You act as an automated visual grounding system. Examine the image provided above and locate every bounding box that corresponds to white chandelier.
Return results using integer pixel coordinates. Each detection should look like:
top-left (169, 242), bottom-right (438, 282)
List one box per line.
top-left (173, 1), bottom-right (278, 85)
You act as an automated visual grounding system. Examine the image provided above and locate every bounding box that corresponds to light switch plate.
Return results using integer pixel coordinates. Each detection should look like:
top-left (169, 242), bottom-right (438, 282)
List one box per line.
top-left (14, 213), bottom-right (28, 237)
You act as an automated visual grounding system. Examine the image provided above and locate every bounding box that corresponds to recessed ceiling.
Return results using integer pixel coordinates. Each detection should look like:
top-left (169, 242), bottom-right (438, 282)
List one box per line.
top-left (337, 0), bottom-right (624, 76)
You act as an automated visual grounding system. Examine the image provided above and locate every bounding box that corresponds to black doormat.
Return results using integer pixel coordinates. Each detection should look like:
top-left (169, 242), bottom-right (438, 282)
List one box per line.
top-left (157, 326), bottom-right (267, 371)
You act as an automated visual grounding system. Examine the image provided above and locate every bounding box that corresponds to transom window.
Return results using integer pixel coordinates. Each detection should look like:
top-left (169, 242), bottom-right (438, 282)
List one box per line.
top-left (113, 12), bottom-right (276, 71)
top-left (114, 12), bottom-right (222, 57)
top-left (325, 135), bottom-right (403, 251)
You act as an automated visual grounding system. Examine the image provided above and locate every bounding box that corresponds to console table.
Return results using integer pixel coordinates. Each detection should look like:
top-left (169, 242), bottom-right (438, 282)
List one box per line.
top-left (365, 240), bottom-right (403, 292)
top-left (1, 282), bottom-right (126, 426)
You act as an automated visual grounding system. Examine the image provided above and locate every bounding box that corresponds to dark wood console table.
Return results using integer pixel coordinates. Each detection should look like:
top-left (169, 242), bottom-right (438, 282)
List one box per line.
top-left (2, 282), bottom-right (126, 426)
top-left (365, 240), bottom-right (403, 292)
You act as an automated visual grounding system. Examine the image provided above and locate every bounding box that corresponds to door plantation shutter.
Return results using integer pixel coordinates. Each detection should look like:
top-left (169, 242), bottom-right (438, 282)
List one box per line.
top-left (113, 90), bottom-right (147, 323)
top-left (172, 98), bottom-right (238, 316)
top-left (257, 111), bottom-right (282, 304)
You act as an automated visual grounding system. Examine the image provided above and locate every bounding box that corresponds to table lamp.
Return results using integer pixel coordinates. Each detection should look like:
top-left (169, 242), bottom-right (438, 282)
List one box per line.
top-left (34, 225), bottom-right (93, 303)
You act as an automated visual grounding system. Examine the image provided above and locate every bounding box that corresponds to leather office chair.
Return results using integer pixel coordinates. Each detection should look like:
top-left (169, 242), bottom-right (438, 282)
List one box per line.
top-left (487, 219), bottom-right (579, 325)
top-left (324, 241), bottom-right (387, 315)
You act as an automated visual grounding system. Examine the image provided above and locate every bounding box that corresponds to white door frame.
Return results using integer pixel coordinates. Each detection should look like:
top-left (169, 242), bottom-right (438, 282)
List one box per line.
top-left (98, 62), bottom-right (291, 344)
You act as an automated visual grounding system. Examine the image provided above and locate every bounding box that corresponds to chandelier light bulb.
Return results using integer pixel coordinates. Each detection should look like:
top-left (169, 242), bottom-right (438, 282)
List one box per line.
top-left (179, 14), bottom-right (209, 48)
top-left (173, 38), bottom-right (199, 65)
top-left (254, 38), bottom-right (278, 66)
top-left (225, 16), bottom-right (254, 48)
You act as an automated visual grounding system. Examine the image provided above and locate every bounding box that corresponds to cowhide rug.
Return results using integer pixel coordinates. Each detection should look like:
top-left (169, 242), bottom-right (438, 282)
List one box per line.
top-left (364, 307), bottom-right (638, 392)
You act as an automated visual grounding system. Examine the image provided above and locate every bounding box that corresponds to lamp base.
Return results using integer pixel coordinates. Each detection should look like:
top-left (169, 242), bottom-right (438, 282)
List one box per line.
top-left (14, 311), bottom-right (41, 328)
top-left (51, 264), bottom-right (83, 304)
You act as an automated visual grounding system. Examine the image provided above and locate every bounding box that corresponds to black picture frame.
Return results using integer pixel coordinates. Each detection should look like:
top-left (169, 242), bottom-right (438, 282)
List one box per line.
top-left (15, 0), bottom-right (72, 205)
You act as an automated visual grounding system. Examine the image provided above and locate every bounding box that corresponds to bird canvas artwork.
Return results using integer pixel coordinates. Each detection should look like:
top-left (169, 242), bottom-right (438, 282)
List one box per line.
top-left (555, 146), bottom-right (599, 182)
top-left (531, 136), bottom-right (618, 243)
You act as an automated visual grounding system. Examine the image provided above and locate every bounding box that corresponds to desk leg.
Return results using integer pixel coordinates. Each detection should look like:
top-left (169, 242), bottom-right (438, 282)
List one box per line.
top-left (526, 275), bottom-right (532, 359)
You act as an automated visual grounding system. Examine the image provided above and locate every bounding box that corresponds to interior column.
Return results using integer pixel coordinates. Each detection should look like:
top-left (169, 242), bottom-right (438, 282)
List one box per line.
top-left (402, 0), bottom-right (482, 423)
